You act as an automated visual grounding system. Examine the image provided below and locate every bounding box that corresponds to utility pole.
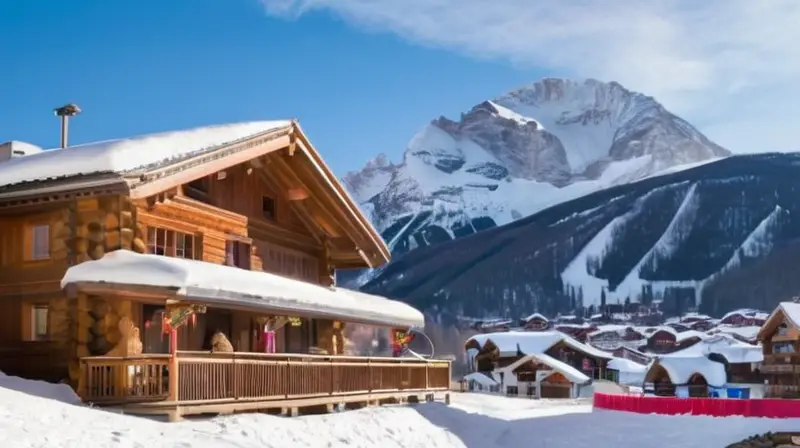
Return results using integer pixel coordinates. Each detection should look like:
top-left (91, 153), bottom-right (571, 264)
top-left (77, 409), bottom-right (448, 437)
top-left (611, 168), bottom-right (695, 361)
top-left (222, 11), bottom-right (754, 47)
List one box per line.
top-left (54, 103), bottom-right (81, 148)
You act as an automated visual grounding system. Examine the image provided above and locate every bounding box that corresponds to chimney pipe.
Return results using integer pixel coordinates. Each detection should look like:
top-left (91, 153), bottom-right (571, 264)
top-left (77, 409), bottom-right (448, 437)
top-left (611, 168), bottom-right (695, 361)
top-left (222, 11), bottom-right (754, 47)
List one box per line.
top-left (53, 103), bottom-right (81, 148)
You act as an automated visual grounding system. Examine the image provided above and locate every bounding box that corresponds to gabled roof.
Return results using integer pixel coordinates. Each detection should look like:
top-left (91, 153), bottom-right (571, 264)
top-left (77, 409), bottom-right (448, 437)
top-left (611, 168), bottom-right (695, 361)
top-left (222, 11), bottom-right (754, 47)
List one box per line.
top-left (0, 120), bottom-right (390, 267)
top-left (465, 330), bottom-right (613, 360)
top-left (757, 302), bottom-right (800, 341)
top-left (0, 120), bottom-right (292, 191)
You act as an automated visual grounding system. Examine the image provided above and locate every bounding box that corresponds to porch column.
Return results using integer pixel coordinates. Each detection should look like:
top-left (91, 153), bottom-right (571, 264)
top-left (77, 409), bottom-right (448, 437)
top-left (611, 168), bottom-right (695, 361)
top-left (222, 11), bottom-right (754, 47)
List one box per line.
top-left (163, 304), bottom-right (207, 402)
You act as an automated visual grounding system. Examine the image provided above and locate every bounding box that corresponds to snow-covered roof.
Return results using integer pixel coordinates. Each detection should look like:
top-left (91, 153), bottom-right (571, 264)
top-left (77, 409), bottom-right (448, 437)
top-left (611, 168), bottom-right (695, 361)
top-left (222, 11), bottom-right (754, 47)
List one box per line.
top-left (523, 312), bottom-right (548, 322)
top-left (501, 352), bottom-right (590, 384)
top-left (675, 330), bottom-right (708, 342)
top-left (534, 353), bottom-right (591, 384)
top-left (647, 357), bottom-right (727, 387)
top-left (709, 325), bottom-right (760, 341)
top-left (0, 121), bottom-right (292, 189)
top-left (60, 250), bottom-right (423, 328)
top-left (463, 372), bottom-right (498, 387)
top-left (663, 335), bottom-right (763, 364)
top-left (608, 358), bottom-right (647, 373)
top-left (757, 302), bottom-right (800, 340)
top-left (720, 308), bottom-right (769, 321)
top-left (466, 331), bottom-right (612, 360)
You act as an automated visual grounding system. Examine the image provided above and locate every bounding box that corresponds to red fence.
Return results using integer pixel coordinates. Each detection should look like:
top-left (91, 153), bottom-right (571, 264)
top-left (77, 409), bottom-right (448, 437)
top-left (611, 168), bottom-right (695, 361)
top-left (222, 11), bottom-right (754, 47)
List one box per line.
top-left (594, 393), bottom-right (800, 418)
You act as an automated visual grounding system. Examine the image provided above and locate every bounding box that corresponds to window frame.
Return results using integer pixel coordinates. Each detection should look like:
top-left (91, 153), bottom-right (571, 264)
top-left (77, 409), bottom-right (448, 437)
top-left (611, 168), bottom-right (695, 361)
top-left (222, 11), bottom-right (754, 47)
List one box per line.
top-left (28, 224), bottom-right (51, 261)
top-left (146, 226), bottom-right (199, 260)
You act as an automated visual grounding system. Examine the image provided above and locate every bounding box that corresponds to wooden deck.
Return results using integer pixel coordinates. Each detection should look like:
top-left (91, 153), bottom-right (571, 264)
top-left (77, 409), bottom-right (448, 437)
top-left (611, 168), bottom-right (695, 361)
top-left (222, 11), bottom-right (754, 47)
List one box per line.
top-left (79, 351), bottom-right (451, 420)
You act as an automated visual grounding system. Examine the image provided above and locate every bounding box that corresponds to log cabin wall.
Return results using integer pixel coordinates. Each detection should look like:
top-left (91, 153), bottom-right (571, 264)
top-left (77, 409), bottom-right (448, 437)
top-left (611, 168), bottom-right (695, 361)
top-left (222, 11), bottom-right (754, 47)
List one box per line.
top-left (0, 195), bottom-right (140, 384)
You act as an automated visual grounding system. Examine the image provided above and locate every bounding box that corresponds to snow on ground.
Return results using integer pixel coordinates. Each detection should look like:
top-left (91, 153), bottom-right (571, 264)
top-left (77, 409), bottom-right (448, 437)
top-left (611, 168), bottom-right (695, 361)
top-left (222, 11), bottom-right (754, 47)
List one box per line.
top-left (2, 374), bottom-right (799, 448)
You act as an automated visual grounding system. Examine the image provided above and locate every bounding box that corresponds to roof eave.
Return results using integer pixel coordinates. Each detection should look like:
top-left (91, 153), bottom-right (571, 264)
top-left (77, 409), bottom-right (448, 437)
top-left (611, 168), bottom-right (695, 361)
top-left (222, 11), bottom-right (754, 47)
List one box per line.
top-left (290, 123), bottom-right (391, 267)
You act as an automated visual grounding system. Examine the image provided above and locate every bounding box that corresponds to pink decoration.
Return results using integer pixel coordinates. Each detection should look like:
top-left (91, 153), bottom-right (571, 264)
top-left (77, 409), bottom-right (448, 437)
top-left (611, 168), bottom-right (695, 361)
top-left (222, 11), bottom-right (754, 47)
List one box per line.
top-left (264, 330), bottom-right (276, 353)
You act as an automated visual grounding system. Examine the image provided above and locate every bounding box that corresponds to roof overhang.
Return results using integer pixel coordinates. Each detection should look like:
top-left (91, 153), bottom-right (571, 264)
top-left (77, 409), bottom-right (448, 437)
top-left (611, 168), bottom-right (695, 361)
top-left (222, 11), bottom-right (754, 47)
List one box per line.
top-left (61, 250), bottom-right (422, 329)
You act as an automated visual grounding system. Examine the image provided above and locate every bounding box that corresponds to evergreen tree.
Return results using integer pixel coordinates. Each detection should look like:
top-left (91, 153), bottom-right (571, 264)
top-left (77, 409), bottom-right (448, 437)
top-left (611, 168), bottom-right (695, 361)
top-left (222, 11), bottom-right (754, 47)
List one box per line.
top-left (600, 287), bottom-right (607, 312)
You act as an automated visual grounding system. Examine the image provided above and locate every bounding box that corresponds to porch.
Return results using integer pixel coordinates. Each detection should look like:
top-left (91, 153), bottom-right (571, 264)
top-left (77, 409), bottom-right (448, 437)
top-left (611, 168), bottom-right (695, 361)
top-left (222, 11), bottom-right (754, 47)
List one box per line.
top-left (60, 250), bottom-right (449, 419)
top-left (79, 351), bottom-right (451, 419)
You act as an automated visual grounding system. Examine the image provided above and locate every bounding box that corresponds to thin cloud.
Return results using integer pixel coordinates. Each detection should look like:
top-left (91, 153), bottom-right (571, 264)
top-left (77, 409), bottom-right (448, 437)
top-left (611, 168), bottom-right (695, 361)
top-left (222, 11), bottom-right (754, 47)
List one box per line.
top-left (260, 0), bottom-right (800, 153)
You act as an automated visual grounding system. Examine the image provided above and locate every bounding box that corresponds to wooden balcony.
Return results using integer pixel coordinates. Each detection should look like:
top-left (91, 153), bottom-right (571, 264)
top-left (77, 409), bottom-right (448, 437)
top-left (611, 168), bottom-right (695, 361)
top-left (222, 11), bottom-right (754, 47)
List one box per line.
top-left (765, 385), bottom-right (800, 398)
top-left (79, 351), bottom-right (452, 420)
top-left (761, 363), bottom-right (800, 375)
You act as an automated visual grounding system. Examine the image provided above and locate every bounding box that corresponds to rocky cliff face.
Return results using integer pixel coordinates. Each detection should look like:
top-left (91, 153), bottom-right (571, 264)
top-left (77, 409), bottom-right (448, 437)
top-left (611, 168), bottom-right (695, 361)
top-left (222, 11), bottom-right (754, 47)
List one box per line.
top-left (341, 78), bottom-right (729, 286)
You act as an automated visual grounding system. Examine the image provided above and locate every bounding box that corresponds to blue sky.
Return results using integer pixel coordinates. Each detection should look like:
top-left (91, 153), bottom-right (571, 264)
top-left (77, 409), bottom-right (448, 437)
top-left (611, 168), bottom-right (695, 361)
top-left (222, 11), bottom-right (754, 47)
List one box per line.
top-left (0, 0), bottom-right (546, 175)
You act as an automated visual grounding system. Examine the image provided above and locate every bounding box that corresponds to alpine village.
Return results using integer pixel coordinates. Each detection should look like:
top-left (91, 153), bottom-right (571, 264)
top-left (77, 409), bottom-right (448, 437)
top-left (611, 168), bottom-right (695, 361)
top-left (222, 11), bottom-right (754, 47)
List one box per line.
top-left (1, 104), bottom-right (799, 429)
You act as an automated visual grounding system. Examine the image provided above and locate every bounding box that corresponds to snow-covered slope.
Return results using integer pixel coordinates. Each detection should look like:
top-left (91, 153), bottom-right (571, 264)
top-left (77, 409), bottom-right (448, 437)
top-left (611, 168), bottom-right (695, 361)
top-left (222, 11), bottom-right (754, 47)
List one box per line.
top-left (4, 373), bottom-right (800, 448)
top-left (361, 153), bottom-right (800, 319)
top-left (342, 79), bottom-right (729, 284)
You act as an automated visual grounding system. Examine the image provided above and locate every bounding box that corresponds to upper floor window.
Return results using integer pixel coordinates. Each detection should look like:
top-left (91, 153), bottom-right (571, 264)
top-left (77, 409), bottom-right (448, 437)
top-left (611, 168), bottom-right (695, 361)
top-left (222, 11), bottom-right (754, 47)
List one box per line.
top-left (28, 224), bottom-right (50, 260)
top-left (30, 304), bottom-right (49, 341)
top-left (777, 323), bottom-right (790, 337)
top-left (147, 227), bottom-right (198, 260)
top-left (262, 196), bottom-right (276, 221)
top-left (225, 240), bottom-right (251, 270)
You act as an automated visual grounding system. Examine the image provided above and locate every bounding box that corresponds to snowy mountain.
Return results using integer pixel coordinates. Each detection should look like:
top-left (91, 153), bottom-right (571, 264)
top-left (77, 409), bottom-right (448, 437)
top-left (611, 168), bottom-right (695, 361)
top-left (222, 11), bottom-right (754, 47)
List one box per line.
top-left (342, 78), bottom-right (729, 285)
top-left (360, 153), bottom-right (800, 320)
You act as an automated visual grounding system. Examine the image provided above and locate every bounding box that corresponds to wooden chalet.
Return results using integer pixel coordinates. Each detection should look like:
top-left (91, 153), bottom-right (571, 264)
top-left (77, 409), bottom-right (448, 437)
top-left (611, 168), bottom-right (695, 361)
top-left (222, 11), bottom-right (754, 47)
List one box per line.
top-left (464, 331), bottom-right (611, 398)
top-left (0, 121), bottom-right (450, 420)
top-left (520, 313), bottom-right (549, 331)
top-left (758, 301), bottom-right (800, 398)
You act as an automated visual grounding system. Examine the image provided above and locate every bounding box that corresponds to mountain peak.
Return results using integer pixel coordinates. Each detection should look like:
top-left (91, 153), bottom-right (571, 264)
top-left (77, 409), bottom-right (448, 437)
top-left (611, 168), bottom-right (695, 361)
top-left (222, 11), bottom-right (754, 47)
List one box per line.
top-left (340, 77), bottom-right (730, 279)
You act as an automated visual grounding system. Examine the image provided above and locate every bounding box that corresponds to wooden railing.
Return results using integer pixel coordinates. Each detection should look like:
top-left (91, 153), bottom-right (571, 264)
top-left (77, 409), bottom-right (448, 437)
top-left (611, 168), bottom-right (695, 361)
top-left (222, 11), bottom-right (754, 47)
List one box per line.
top-left (80, 355), bottom-right (171, 404)
top-left (765, 385), bottom-right (800, 398)
top-left (79, 352), bottom-right (451, 406)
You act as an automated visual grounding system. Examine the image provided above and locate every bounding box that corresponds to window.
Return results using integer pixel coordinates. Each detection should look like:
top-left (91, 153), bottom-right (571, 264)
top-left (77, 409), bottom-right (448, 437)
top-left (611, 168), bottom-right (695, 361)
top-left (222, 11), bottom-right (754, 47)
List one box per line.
top-left (147, 227), bottom-right (197, 259)
top-left (225, 240), bottom-right (251, 269)
top-left (261, 196), bottom-right (276, 221)
top-left (185, 177), bottom-right (211, 203)
top-left (29, 225), bottom-right (50, 260)
top-left (31, 305), bottom-right (49, 341)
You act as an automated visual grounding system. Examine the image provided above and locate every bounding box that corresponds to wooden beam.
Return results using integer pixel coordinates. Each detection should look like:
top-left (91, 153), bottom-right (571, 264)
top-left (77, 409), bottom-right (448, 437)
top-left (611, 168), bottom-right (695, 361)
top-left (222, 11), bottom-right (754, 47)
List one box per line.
top-left (270, 153), bottom-right (379, 268)
top-left (291, 134), bottom-right (390, 265)
top-left (128, 134), bottom-right (291, 200)
top-left (256, 169), bottom-right (324, 245)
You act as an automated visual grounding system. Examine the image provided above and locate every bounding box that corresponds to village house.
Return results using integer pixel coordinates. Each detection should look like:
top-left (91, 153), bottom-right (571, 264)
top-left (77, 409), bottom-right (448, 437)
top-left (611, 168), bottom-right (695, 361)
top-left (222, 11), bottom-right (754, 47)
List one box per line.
top-left (464, 331), bottom-right (612, 398)
top-left (0, 120), bottom-right (450, 420)
top-left (758, 301), bottom-right (800, 398)
top-left (643, 334), bottom-right (763, 398)
top-left (520, 313), bottom-right (549, 331)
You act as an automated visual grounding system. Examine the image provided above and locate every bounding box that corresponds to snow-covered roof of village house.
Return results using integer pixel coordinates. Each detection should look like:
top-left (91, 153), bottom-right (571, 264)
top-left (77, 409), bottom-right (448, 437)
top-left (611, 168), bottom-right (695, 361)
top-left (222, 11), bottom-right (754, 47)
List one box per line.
top-left (663, 334), bottom-right (763, 364)
top-left (608, 358), bottom-right (647, 374)
top-left (522, 312), bottom-right (548, 322)
top-left (500, 352), bottom-right (590, 384)
top-left (60, 250), bottom-right (423, 328)
top-left (463, 372), bottom-right (498, 387)
top-left (466, 331), bottom-right (612, 360)
top-left (720, 308), bottom-right (769, 321)
top-left (647, 356), bottom-right (728, 387)
top-left (709, 325), bottom-right (760, 341)
top-left (0, 121), bottom-right (292, 188)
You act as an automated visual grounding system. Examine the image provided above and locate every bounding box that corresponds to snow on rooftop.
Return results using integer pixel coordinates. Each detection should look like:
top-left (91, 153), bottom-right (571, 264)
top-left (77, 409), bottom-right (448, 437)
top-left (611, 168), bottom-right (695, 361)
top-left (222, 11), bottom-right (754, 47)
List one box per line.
top-left (664, 334), bottom-right (763, 364)
top-left (466, 331), bottom-right (612, 360)
top-left (710, 325), bottom-right (760, 341)
top-left (522, 312), bottom-right (548, 322)
top-left (648, 356), bottom-right (728, 387)
top-left (0, 120), bottom-right (292, 188)
top-left (61, 250), bottom-right (423, 328)
top-left (778, 302), bottom-right (800, 327)
top-left (608, 358), bottom-right (647, 373)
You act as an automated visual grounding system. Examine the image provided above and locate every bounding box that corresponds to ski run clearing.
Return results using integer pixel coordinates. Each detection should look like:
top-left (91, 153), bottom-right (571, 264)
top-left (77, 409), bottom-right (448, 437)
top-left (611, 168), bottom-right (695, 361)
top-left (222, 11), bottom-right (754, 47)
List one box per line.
top-left (2, 373), bottom-right (800, 447)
